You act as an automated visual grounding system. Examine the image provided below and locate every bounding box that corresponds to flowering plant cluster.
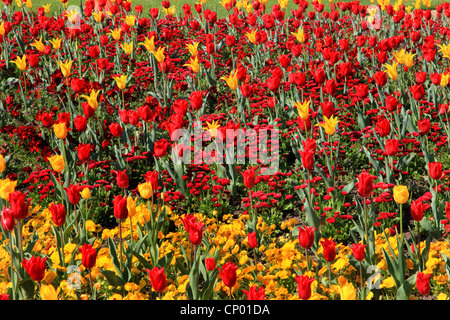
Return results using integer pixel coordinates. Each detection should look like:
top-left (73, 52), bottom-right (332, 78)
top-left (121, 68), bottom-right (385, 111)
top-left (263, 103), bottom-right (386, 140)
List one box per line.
top-left (0, 0), bottom-right (450, 301)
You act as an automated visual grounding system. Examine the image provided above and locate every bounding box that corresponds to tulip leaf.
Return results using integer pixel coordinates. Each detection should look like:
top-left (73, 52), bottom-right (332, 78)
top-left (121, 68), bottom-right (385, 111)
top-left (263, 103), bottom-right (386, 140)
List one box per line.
top-left (107, 237), bottom-right (122, 278)
top-left (396, 273), bottom-right (417, 300)
top-left (100, 270), bottom-right (125, 287)
top-left (18, 278), bottom-right (35, 300)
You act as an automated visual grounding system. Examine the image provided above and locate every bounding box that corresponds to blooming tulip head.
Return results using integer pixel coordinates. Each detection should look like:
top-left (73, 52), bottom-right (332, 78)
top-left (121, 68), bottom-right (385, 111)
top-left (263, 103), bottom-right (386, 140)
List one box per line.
top-left (393, 185), bottom-right (409, 205)
top-left (22, 256), bottom-right (47, 282)
top-left (218, 261), bottom-right (238, 288)
top-left (146, 267), bottom-right (167, 292)
top-left (48, 154), bottom-right (65, 173)
top-left (295, 275), bottom-right (315, 300)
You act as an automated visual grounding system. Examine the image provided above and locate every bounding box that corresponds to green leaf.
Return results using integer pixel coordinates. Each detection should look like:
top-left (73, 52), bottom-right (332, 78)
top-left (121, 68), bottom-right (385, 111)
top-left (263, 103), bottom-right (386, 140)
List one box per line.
top-left (396, 273), bottom-right (417, 300)
top-left (100, 270), bottom-right (125, 287)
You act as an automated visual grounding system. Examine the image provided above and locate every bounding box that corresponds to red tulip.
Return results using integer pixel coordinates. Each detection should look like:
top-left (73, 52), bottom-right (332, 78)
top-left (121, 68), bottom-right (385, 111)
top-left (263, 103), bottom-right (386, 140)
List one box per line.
top-left (80, 243), bottom-right (97, 269)
top-left (356, 170), bottom-right (375, 198)
top-left (295, 274), bottom-right (315, 300)
top-left (375, 117), bottom-right (390, 138)
top-left (324, 79), bottom-right (337, 95)
top-left (188, 219), bottom-right (204, 246)
top-left (321, 238), bottom-right (336, 262)
top-left (113, 195), bottom-right (128, 220)
top-left (428, 162), bottom-right (442, 180)
top-left (146, 267), bottom-right (167, 292)
top-left (109, 122), bottom-right (123, 137)
top-left (115, 169), bottom-right (129, 189)
top-left (64, 184), bottom-right (81, 205)
top-left (299, 148), bottom-right (314, 171)
top-left (49, 203), bottom-right (66, 226)
top-left (385, 139), bottom-right (399, 156)
top-left (1, 207), bottom-right (15, 231)
top-left (410, 84), bottom-right (425, 101)
top-left (189, 91), bottom-right (203, 110)
top-left (22, 256), bottom-right (47, 282)
top-left (417, 118), bottom-right (431, 136)
top-left (416, 272), bottom-right (431, 295)
top-left (321, 101), bottom-right (335, 118)
top-left (410, 199), bottom-right (430, 222)
top-left (313, 68), bottom-right (326, 85)
top-left (298, 225), bottom-right (315, 249)
top-left (82, 102), bottom-right (96, 118)
top-left (241, 167), bottom-right (257, 189)
top-left (205, 257), bottom-right (216, 271)
top-left (247, 231), bottom-right (258, 249)
top-left (351, 243), bottom-right (367, 261)
top-left (77, 143), bottom-right (92, 162)
top-left (9, 191), bottom-right (31, 220)
top-left (153, 139), bottom-right (169, 158)
top-left (243, 285), bottom-right (265, 300)
top-left (218, 262), bottom-right (238, 288)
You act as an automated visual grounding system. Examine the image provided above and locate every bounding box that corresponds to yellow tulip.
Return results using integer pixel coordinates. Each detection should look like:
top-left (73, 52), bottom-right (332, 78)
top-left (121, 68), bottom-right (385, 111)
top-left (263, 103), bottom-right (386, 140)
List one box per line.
top-left (138, 36), bottom-right (155, 52)
top-left (294, 100), bottom-right (311, 120)
top-left (151, 47), bottom-right (166, 63)
top-left (123, 15), bottom-right (136, 27)
top-left (245, 30), bottom-right (257, 44)
top-left (53, 122), bottom-right (67, 139)
top-left (220, 69), bottom-right (238, 90)
top-left (108, 28), bottom-right (122, 41)
top-left (202, 120), bottom-right (220, 139)
top-left (24, 0), bottom-right (32, 8)
top-left (40, 284), bottom-right (59, 300)
top-left (438, 43), bottom-right (450, 60)
top-left (112, 74), bottom-right (127, 90)
top-left (162, 5), bottom-right (175, 16)
top-left (48, 154), bottom-right (65, 173)
top-left (31, 37), bottom-right (45, 53)
top-left (92, 11), bottom-right (103, 23)
top-left (11, 55), bottom-right (27, 71)
top-left (184, 56), bottom-right (200, 73)
top-left (338, 276), bottom-right (356, 300)
top-left (57, 60), bottom-right (74, 78)
top-left (441, 73), bottom-right (450, 88)
top-left (315, 115), bottom-right (339, 136)
top-left (127, 196), bottom-right (137, 217)
top-left (15, 0), bottom-right (22, 8)
top-left (65, 9), bottom-right (78, 24)
top-left (0, 21), bottom-right (5, 37)
top-left (42, 4), bottom-right (51, 14)
top-left (186, 41), bottom-right (199, 57)
top-left (49, 38), bottom-right (62, 51)
top-left (80, 187), bottom-right (91, 199)
top-left (383, 61), bottom-right (398, 81)
top-left (80, 89), bottom-right (101, 110)
top-left (0, 154), bottom-right (5, 173)
top-left (393, 185), bottom-right (409, 204)
top-left (292, 27), bottom-right (306, 44)
top-left (403, 52), bottom-right (415, 69)
top-left (138, 182), bottom-right (153, 199)
top-left (0, 178), bottom-right (17, 201)
top-left (278, 0), bottom-right (288, 10)
top-left (392, 49), bottom-right (406, 65)
top-left (121, 41), bottom-right (133, 55)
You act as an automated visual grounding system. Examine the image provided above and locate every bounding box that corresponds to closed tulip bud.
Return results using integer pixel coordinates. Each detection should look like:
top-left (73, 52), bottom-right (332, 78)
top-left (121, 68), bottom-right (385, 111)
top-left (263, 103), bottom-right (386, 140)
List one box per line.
top-left (247, 231), bottom-right (258, 249)
top-left (109, 122), bottom-right (123, 137)
top-left (416, 272), bottom-right (431, 295)
top-left (417, 118), bottom-right (431, 136)
top-left (428, 162), bottom-right (443, 180)
top-left (53, 122), bottom-right (68, 139)
top-left (188, 219), bottom-right (204, 246)
top-left (299, 148), bottom-right (315, 171)
top-left (410, 199), bottom-right (429, 222)
top-left (1, 207), bottom-right (15, 231)
top-left (127, 196), bottom-right (137, 218)
top-left (138, 181), bottom-right (153, 199)
top-left (375, 117), bottom-right (391, 138)
top-left (393, 185), bottom-right (409, 204)
top-left (205, 257), bottom-right (216, 271)
top-left (74, 115), bottom-right (87, 132)
top-left (77, 143), bottom-right (91, 162)
top-left (298, 225), bottom-right (315, 249)
top-left (241, 167), bottom-right (257, 189)
top-left (80, 187), bottom-right (91, 199)
top-left (9, 190), bottom-right (30, 220)
top-left (113, 195), bottom-right (128, 220)
top-left (0, 154), bottom-right (5, 173)
top-left (351, 243), bottom-right (366, 261)
top-left (321, 238), bottom-right (336, 262)
top-left (49, 203), bottom-right (66, 226)
top-left (356, 170), bottom-right (375, 198)
top-left (384, 139), bottom-right (399, 156)
top-left (295, 274), bottom-right (315, 300)
top-left (80, 243), bottom-right (97, 269)
top-left (22, 256), bottom-right (47, 282)
top-left (146, 267), bottom-right (167, 292)
top-left (218, 261), bottom-right (238, 288)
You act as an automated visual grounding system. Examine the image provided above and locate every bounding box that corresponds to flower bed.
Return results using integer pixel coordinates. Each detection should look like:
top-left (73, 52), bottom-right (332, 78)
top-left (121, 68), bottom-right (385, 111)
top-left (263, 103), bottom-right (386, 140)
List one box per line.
top-left (0, 0), bottom-right (450, 300)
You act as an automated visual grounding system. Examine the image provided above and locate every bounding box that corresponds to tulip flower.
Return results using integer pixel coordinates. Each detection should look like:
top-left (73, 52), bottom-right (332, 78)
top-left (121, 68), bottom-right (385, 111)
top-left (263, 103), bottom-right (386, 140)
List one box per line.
top-left (205, 257), bottom-right (216, 271)
top-left (121, 41), bottom-right (133, 55)
top-left (393, 185), bottom-right (409, 235)
top-left (40, 284), bottom-right (59, 300)
top-left (220, 69), bottom-right (238, 90)
top-left (383, 61), bottom-right (398, 80)
top-left (245, 30), bottom-right (257, 44)
top-left (0, 154), bottom-right (5, 173)
top-left (48, 154), bottom-right (65, 173)
top-left (183, 56), bottom-right (200, 73)
top-left (292, 27), bottom-right (306, 43)
top-left (218, 261), bottom-right (238, 297)
top-left (151, 47), bottom-right (166, 63)
top-left (112, 75), bottom-right (127, 90)
top-left (80, 187), bottom-right (91, 200)
top-left (1, 207), bottom-right (15, 232)
top-left (428, 162), bottom-right (443, 180)
top-left (11, 55), bottom-right (27, 71)
top-left (31, 37), bottom-right (45, 53)
top-left (138, 181), bottom-right (153, 199)
top-left (202, 120), bottom-right (220, 139)
top-left (0, 178), bottom-right (17, 201)
top-left (241, 167), bottom-right (256, 189)
top-left (295, 100), bottom-right (311, 120)
top-left (49, 203), bottom-right (66, 226)
top-left (57, 60), bottom-right (74, 78)
top-left (108, 28), bottom-right (122, 41)
top-left (416, 272), bottom-right (432, 296)
top-left (243, 285), bottom-right (265, 300)
top-left (438, 43), bottom-right (450, 59)
top-left (80, 243), bottom-right (97, 269)
top-left (295, 275), bottom-right (315, 300)
top-left (186, 41), bottom-right (199, 57)
top-left (146, 267), bottom-right (167, 293)
top-left (49, 37), bottom-right (62, 51)
top-left (138, 36), bottom-right (155, 52)
top-left (22, 256), bottom-right (47, 282)
top-left (53, 122), bottom-right (68, 140)
top-left (315, 115), bottom-right (339, 136)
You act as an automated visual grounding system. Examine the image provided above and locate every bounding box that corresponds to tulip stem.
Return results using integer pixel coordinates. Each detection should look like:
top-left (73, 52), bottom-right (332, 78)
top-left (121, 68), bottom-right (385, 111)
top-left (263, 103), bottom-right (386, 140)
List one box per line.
top-left (88, 268), bottom-right (94, 299)
top-left (16, 220), bottom-right (23, 261)
top-left (8, 233), bottom-right (16, 300)
top-left (417, 221), bottom-right (421, 271)
top-left (60, 225), bottom-right (65, 268)
top-left (119, 219), bottom-right (123, 273)
top-left (363, 196), bottom-right (368, 246)
top-left (399, 204), bottom-right (403, 236)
